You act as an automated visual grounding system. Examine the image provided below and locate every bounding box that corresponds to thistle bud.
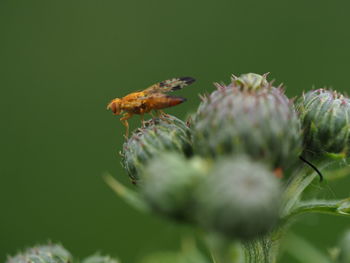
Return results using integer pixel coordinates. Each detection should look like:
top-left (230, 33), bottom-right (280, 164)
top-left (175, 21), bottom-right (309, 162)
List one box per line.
top-left (193, 73), bottom-right (302, 170)
top-left (337, 229), bottom-right (350, 263)
top-left (195, 156), bottom-right (281, 240)
top-left (140, 153), bottom-right (207, 221)
top-left (6, 244), bottom-right (72, 263)
top-left (121, 115), bottom-right (193, 182)
top-left (296, 89), bottom-right (350, 159)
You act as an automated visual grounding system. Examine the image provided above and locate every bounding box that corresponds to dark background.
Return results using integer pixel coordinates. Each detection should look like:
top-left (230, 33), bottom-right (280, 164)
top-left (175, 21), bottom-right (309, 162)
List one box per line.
top-left (1, 1), bottom-right (350, 262)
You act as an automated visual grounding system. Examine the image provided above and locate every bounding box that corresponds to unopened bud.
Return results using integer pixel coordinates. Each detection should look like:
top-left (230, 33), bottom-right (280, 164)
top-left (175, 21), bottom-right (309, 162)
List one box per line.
top-left (195, 156), bottom-right (282, 240)
top-left (121, 115), bottom-right (193, 182)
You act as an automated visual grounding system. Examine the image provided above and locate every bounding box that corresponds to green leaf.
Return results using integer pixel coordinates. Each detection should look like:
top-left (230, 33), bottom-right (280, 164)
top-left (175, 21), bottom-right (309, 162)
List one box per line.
top-left (103, 173), bottom-right (149, 213)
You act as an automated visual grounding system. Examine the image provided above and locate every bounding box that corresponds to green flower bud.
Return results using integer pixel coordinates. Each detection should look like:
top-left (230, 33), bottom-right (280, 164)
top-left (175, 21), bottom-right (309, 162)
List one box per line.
top-left (83, 254), bottom-right (119, 263)
top-left (140, 153), bottom-right (207, 221)
top-left (121, 115), bottom-right (193, 183)
top-left (337, 229), bottom-right (350, 263)
top-left (195, 156), bottom-right (281, 240)
top-left (296, 89), bottom-right (350, 159)
top-left (193, 73), bottom-right (302, 170)
top-left (7, 244), bottom-right (72, 263)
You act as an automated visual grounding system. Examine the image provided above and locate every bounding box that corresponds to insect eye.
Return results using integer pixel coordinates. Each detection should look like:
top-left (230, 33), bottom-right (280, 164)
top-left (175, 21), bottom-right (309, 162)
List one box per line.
top-left (110, 103), bottom-right (117, 113)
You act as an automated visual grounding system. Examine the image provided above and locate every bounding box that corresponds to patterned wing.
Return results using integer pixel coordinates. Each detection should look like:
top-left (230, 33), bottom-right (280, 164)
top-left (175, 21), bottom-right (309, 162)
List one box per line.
top-left (143, 77), bottom-right (195, 94)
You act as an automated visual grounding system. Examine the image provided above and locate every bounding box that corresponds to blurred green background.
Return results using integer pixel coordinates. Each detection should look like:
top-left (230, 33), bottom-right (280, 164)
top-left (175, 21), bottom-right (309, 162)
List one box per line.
top-left (1, 0), bottom-right (350, 262)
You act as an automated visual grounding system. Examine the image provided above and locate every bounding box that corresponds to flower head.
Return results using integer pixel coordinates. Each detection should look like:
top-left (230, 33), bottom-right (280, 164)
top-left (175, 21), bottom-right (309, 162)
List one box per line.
top-left (296, 89), bottom-right (350, 159)
top-left (121, 115), bottom-right (192, 182)
top-left (193, 73), bottom-right (302, 171)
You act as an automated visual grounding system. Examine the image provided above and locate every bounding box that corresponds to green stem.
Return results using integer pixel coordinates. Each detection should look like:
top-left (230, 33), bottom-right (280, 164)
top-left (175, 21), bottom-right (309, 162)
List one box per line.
top-left (281, 167), bottom-right (316, 217)
top-left (242, 228), bottom-right (286, 263)
top-left (283, 198), bottom-right (350, 223)
top-left (281, 160), bottom-right (333, 217)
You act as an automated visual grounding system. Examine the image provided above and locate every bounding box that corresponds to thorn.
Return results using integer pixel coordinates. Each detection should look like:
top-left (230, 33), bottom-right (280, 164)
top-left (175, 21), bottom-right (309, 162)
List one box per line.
top-left (231, 74), bottom-right (238, 81)
top-left (214, 82), bottom-right (224, 90)
top-left (268, 79), bottom-right (275, 88)
top-left (262, 72), bottom-right (270, 79)
top-left (199, 93), bottom-right (207, 101)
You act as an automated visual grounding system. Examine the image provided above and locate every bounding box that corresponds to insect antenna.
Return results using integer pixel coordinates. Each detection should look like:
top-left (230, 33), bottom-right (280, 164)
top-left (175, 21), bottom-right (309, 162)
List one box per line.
top-left (299, 155), bottom-right (324, 182)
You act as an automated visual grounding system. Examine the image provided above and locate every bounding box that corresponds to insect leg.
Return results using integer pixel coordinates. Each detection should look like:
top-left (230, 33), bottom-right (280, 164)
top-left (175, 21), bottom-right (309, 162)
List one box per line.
top-left (159, 110), bottom-right (167, 116)
top-left (120, 113), bottom-right (133, 139)
top-left (154, 110), bottom-right (164, 118)
top-left (140, 113), bottom-right (145, 128)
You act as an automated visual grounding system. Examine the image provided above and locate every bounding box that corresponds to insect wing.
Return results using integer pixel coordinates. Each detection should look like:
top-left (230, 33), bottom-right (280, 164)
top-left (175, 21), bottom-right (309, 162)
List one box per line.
top-left (144, 77), bottom-right (195, 94)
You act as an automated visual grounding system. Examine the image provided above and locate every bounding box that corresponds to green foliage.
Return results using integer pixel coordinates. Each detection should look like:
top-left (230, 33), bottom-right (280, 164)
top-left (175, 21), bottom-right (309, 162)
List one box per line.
top-left (8, 73), bottom-right (350, 263)
top-left (113, 73), bottom-right (350, 262)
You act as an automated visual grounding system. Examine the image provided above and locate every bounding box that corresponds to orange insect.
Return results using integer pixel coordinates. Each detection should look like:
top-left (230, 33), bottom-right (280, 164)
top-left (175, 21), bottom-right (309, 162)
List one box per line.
top-left (107, 77), bottom-right (195, 137)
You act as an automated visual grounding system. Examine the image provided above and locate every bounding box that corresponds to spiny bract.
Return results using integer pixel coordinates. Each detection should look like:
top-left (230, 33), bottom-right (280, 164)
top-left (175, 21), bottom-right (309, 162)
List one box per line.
top-left (193, 73), bottom-right (302, 171)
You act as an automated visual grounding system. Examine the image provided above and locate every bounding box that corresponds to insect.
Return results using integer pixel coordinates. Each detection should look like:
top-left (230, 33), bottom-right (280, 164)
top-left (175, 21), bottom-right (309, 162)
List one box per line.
top-left (107, 77), bottom-right (195, 137)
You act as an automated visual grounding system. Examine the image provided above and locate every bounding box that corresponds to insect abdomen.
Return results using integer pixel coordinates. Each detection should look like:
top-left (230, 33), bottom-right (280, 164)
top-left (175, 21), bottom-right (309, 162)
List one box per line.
top-left (149, 95), bottom-right (186, 110)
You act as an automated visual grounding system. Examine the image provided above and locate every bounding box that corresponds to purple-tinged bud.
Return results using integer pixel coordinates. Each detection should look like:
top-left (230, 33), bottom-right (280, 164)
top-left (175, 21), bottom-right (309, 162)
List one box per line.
top-left (193, 73), bottom-right (302, 171)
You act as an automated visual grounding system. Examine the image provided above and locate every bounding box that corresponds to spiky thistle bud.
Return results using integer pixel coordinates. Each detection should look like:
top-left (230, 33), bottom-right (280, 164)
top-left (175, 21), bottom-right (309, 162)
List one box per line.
top-left (296, 89), bottom-right (350, 160)
top-left (194, 156), bottom-right (282, 240)
top-left (193, 73), bottom-right (302, 171)
top-left (6, 244), bottom-right (72, 263)
top-left (140, 153), bottom-right (207, 221)
top-left (121, 115), bottom-right (193, 183)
